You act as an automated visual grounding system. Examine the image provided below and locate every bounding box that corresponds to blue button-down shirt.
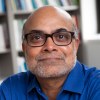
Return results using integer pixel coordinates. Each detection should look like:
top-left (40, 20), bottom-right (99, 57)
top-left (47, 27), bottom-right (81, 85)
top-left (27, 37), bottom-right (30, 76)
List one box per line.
top-left (0, 60), bottom-right (100, 100)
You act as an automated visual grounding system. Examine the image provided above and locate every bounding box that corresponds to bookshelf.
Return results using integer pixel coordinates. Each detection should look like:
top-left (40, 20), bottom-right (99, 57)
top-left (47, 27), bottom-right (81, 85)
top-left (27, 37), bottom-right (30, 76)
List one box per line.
top-left (79, 0), bottom-right (100, 69)
top-left (0, 0), bottom-right (80, 82)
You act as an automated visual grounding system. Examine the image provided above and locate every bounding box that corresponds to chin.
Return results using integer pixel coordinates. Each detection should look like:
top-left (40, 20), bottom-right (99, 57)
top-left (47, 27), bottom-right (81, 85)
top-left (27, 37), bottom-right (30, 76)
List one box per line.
top-left (33, 67), bottom-right (69, 79)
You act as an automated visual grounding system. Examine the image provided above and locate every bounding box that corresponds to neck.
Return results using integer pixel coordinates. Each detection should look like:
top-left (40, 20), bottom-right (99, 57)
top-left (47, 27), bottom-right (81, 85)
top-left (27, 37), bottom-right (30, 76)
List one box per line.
top-left (36, 75), bottom-right (67, 100)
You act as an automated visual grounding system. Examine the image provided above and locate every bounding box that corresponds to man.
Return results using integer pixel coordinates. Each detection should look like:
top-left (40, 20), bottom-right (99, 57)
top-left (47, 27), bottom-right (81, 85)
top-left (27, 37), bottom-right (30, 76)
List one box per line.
top-left (0, 6), bottom-right (100, 100)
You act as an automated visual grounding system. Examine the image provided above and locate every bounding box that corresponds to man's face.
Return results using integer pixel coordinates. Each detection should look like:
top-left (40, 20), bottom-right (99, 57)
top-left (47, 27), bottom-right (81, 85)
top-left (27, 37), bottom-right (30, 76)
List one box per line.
top-left (22, 12), bottom-right (79, 78)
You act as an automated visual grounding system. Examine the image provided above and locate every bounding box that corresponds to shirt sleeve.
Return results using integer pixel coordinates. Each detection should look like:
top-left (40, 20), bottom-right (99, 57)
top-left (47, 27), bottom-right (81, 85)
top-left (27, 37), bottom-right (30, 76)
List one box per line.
top-left (0, 79), bottom-right (12, 100)
top-left (0, 86), bottom-right (6, 100)
top-left (89, 70), bottom-right (100, 100)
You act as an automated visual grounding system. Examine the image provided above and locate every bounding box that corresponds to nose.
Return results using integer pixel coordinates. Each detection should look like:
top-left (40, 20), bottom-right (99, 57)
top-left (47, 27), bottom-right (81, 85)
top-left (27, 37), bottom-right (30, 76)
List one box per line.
top-left (42, 37), bottom-right (58, 52)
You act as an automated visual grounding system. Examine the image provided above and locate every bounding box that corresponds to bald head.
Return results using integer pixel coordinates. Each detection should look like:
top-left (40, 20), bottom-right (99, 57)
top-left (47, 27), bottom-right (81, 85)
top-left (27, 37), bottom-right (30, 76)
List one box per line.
top-left (23, 6), bottom-right (78, 37)
top-left (27, 6), bottom-right (72, 21)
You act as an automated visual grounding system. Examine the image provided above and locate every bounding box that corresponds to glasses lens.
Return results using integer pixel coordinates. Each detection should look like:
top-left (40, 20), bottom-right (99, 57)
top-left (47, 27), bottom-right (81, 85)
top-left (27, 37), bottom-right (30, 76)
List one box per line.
top-left (26, 32), bottom-right (46, 46)
top-left (53, 31), bottom-right (72, 46)
top-left (24, 29), bottom-right (74, 47)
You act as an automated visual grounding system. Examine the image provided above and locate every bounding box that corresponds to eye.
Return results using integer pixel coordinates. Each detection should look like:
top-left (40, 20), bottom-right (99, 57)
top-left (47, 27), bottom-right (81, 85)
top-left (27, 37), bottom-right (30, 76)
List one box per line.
top-left (28, 33), bottom-right (45, 43)
top-left (54, 32), bottom-right (71, 42)
top-left (58, 34), bottom-right (65, 39)
top-left (33, 34), bottom-right (41, 40)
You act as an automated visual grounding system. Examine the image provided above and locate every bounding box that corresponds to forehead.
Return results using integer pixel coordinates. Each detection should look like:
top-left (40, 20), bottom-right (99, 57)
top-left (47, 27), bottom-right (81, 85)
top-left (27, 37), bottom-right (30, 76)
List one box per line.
top-left (24, 8), bottom-right (73, 34)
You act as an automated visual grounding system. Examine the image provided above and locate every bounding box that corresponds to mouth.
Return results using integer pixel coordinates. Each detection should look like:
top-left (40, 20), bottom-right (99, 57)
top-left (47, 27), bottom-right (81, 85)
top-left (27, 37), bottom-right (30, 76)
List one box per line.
top-left (37, 58), bottom-right (64, 62)
top-left (36, 53), bottom-right (65, 62)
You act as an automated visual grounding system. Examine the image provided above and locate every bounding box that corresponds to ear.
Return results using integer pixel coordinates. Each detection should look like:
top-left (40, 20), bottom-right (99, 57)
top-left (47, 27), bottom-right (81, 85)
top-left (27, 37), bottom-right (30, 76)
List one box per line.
top-left (75, 38), bottom-right (80, 54)
top-left (22, 42), bottom-right (26, 53)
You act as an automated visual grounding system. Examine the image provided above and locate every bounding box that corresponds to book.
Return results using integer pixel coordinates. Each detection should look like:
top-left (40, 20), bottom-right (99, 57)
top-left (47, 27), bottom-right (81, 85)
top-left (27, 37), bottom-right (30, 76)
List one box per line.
top-left (11, 0), bottom-right (17, 11)
top-left (41, 0), bottom-right (49, 5)
top-left (13, 20), bottom-right (20, 50)
top-left (35, 0), bottom-right (44, 8)
top-left (25, 0), bottom-right (34, 11)
top-left (13, 19), bottom-right (26, 51)
top-left (0, 79), bottom-right (3, 84)
top-left (17, 56), bottom-right (28, 72)
top-left (20, 0), bottom-right (27, 10)
top-left (0, 0), bottom-right (6, 12)
top-left (55, 0), bottom-right (62, 6)
top-left (14, 0), bottom-right (22, 10)
top-left (2, 23), bottom-right (10, 48)
top-left (31, 0), bottom-right (38, 9)
top-left (47, 0), bottom-right (58, 6)
top-left (68, 0), bottom-right (79, 5)
top-left (0, 24), bottom-right (6, 52)
top-left (59, 0), bottom-right (70, 6)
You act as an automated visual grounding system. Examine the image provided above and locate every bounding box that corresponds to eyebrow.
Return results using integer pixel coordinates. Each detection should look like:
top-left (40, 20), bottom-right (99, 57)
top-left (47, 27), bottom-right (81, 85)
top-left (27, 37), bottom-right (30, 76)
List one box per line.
top-left (27, 28), bottom-right (71, 34)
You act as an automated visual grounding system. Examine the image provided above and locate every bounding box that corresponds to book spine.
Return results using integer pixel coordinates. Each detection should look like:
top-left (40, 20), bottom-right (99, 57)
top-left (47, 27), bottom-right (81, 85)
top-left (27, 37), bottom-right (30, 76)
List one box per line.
top-left (60, 0), bottom-right (70, 6)
top-left (13, 19), bottom-right (26, 51)
top-left (2, 23), bottom-right (10, 48)
top-left (11, 0), bottom-right (17, 11)
top-left (0, 24), bottom-right (6, 51)
top-left (41, 0), bottom-right (49, 5)
top-left (25, 0), bottom-right (34, 11)
top-left (17, 57), bottom-right (27, 72)
top-left (20, 0), bottom-right (27, 10)
top-left (13, 20), bottom-right (20, 50)
top-left (47, 0), bottom-right (58, 6)
top-left (14, 0), bottom-right (22, 10)
top-left (1, 0), bottom-right (6, 12)
top-left (0, 0), bottom-right (6, 12)
top-left (31, 0), bottom-right (38, 9)
top-left (35, 0), bottom-right (44, 8)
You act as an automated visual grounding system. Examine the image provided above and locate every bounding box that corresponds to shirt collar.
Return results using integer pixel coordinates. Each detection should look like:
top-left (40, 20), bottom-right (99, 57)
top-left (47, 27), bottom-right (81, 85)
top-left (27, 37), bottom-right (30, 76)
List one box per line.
top-left (27, 71), bottom-right (40, 93)
top-left (27, 60), bottom-right (85, 94)
top-left (62, 60), bottom-right (85, 94)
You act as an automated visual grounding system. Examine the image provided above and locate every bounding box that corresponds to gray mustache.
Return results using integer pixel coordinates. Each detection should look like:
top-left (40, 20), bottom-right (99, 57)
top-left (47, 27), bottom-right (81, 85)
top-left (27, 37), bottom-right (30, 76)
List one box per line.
top-left (35, 53), bottom-right (65, 61)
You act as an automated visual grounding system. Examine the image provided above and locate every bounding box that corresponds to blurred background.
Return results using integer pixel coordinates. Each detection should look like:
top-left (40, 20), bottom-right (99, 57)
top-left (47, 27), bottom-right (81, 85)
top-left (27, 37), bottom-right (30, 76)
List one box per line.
top-left (0, 0), bottom-right (100, 83)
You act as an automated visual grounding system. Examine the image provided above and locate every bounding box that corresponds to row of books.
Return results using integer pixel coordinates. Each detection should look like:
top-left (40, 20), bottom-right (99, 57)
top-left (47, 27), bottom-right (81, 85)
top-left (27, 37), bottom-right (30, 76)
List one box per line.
top-left (11, 0), bottom-right (79, 11)
top-left (0, 23), bottom-right (9, 52)
top-left (0, 0), bottom-right (6, 13)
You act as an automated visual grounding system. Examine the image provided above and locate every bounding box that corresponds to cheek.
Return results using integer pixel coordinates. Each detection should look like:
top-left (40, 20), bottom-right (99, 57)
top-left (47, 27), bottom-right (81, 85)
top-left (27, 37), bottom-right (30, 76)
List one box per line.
top-left (25, 47), bottom-right (41, 57)
top-left (24, 47), bottom-right (42, 70)
top-left (60, 44), bottom-right (76, 63)
top-left (25, 47), bottom-right (42, 65)
top-left (60, 45), bottom-right (75, 56)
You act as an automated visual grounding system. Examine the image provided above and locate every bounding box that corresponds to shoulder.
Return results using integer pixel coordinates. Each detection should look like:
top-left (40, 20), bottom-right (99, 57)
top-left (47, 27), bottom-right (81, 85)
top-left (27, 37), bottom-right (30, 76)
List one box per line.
top-left (79, 61), bottom-right (100, 84)
top-left (0, 71), bottom-right (35, 97)
top-left (81, 62), bottom-right (100, 99)
top-left (1, 71), bottom-right (29, 86)
top-left (0, 71), bottom-right (36, 87)
top-left (76, 61), bottom-right (100, 78)
top-left (0, 71), bottom-right (35, 99)
top-left (86, 69), bottom-right (100, 100)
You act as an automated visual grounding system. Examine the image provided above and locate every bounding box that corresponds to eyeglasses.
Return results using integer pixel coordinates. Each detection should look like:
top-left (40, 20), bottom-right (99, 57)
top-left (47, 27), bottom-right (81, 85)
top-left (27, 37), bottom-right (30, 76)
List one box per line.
top-left (23, 28), bottom-right (75, 47)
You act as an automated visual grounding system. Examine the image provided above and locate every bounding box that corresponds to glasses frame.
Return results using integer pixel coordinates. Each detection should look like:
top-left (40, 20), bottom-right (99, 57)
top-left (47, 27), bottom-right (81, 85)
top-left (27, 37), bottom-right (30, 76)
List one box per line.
top-left (23, 29), bottom-right (75, 47)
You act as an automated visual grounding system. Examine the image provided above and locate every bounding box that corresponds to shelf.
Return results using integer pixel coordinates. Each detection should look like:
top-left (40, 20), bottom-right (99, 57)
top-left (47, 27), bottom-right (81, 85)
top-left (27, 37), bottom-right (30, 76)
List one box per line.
top-left (83, 34), bottom-right (100, 41)
top-left (0, 12), bottom-right (6, 17)
top-left (14, 10), bottom-right (32, 16)
top-left (14, 10), bottom-right (32, 19)
top-left (0, 48), bottom-right (10, 54)
top-left (60, 5), bottom-right (79, 12)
